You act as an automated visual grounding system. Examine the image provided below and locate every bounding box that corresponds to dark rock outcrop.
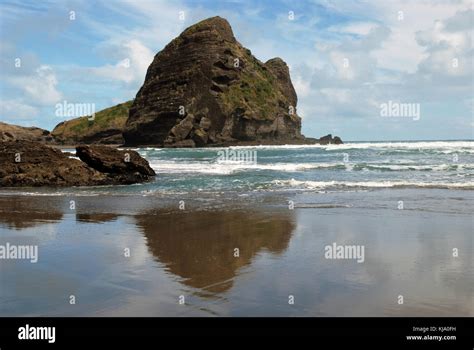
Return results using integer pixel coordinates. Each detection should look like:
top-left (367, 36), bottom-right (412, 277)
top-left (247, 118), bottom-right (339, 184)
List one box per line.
top-left (0, 140), bottom-right (155, 187)
top-left (318, 134), bottom-right (343, 145)
top-left (333, 136), bottom-right (343, 144)
top-left (0, 122), bottom-right (54, 143)
top-left (123, 16), bottom-right (304, 147)
top-left (76, 145), bottom-right (155, 184)
top-left (0, 140), bottom-right (108, 187)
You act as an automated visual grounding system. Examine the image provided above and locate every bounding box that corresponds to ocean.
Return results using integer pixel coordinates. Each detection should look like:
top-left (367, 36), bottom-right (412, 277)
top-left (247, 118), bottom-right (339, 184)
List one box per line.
top-left (141, 140), bottom-right (474, 193)
top-left (0, 140), bottom-right (473, 316)
top-left (2, 140), bottom-right (473, 198)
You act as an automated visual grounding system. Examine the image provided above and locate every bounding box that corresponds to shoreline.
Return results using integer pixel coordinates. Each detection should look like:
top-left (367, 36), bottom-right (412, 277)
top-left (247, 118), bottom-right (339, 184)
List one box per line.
top-left (0, 186), bottom-right (472, 213)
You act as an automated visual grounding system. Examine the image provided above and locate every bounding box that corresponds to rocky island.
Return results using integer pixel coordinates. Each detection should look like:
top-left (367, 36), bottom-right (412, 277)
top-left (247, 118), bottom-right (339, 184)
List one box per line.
top-left (125, 16), bottom-right (309, 147)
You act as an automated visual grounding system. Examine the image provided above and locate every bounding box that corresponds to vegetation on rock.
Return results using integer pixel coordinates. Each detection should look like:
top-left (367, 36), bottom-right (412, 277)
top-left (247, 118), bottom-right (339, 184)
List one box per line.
top-left (52, 100), bottom-right (133, 144)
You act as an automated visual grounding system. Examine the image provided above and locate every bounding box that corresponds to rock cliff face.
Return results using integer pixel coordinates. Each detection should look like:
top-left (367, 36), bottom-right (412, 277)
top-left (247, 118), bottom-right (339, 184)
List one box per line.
top-left (123, 16), bottom-right (303, 147)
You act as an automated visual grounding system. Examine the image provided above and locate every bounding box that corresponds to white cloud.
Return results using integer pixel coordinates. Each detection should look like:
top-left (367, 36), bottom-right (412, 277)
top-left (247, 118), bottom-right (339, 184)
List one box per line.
top-left (320, 88), bottom-right (351, 104)
top-left (415, 9), bottom-right (473, 80)
top-left (369, 0), bottom-right (471, 73)
top-left (86, 0), bottom-right (190, 50)
top-left (88, 39), bottom-right (154, 84)
top-left (293, 75), bottom-right (311, 97)
top-left (8, 65), bottom-right (62, 105)
top-left (0, 100), bottom-right (38, 122)
top-left (329, 22), bottom-right (379, 35)
top-left (74, 0), bottom-right (191, 87)
top-left (292, 0), bottom-right (472, 139)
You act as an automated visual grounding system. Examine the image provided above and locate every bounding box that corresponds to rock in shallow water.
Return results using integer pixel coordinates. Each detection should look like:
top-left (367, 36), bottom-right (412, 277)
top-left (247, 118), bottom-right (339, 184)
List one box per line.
top-left (0, 140), bottom-right (155, 187)
top-left (318, 134), bottom-right (344, 145)
top-left (0, 140), bottom-right (107, 187)
top-left (76, 145), bottom-right (155, 184)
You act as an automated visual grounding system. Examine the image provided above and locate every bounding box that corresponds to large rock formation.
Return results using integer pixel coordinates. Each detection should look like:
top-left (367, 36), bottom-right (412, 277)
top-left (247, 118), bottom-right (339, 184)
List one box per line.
top-left (0, 122), bottom-right (54, 143)
top-left (0, 140), bottom-right (155, 187)
top-left (123, 16), bottom-right (304, 147)
top-left (52, 101), bottom-right (133, 145)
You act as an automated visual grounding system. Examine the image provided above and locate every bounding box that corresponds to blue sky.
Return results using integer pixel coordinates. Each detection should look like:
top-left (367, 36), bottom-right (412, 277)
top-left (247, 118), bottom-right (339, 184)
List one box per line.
top-left (0, 0), bottom-right (472, 140)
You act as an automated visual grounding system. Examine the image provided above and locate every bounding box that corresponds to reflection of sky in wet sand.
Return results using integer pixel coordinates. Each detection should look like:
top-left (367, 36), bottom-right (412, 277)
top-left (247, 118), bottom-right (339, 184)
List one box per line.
top-left (0, 191), bottom-right (472, 316)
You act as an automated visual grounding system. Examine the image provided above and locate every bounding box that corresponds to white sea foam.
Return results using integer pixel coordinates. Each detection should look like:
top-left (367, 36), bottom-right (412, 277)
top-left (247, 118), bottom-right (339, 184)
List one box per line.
top-left (322, 141), bottom-right (474, 151)
top-left (124, 140), bottom-right (474, 152)
top-left (149, 160), bottom-right (474, 174)
top-left (0, 191), bottom-right (102, 197)
top-left (272, 179), bottom-right (474, 190)
top-left (200, 140), bottom-right (474, 151)
top-left (358, 163), bottom-right (474, 171)
top-left (149, 161), bottom-right (344, 174)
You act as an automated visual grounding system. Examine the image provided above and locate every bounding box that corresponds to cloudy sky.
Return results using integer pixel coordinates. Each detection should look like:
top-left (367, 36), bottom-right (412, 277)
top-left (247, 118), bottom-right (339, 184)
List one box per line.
top-left (0, 0), bottom-right (472, 140)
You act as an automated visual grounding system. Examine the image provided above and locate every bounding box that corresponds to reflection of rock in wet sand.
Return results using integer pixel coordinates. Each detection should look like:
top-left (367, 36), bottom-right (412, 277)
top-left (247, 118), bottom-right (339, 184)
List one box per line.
top-left (136, 209), bottom-right (295, 294)
top-left (0, 196), bottom-right (63, 230)
top-left (76, 213), bottom-right (119, 223)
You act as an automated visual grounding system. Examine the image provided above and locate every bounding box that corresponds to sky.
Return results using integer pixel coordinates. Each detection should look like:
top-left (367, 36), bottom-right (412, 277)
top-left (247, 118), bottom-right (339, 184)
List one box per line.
top-left (0, 0), bottom-right (473, 141)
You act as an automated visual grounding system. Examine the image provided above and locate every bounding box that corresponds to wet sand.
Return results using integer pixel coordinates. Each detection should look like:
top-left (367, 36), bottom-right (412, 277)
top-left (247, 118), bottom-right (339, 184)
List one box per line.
top-left (0, 190), bottom-right (472, 316)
